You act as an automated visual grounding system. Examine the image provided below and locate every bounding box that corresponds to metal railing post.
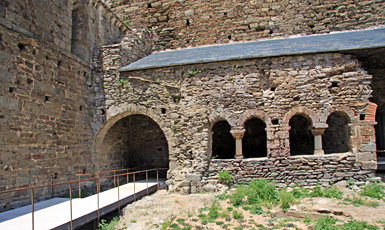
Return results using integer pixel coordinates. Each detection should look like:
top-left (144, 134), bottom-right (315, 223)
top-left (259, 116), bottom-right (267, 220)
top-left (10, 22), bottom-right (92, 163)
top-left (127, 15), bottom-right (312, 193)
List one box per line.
top-left (133, 173), bottom-right (136, 201)
top-left (51, 173), bottom-right (54, 198)
top-left (97, 178), bottom-right (100, 224)
top-left (31, 188), bottom-right (34, 230)
top-left (146, 170), bottom-right (148, 196)
top-left (113, 171), bottom-right (116, 188)
top-left (126, 169), bottom-right (128, 184)
top-left (69, 182), bottom-right (73, 230)
top-left (78, 175), bottom-right (81, 198)
top-left (117, 175), bottom-right (120, 214)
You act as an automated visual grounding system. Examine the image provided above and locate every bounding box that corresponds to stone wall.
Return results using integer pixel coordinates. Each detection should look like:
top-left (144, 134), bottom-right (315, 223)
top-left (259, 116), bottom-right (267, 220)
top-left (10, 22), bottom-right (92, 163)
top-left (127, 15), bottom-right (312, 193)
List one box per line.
top-left (96, 51), bottom-right (377, 193)
top-left (109, 0), bottom-right (385, 50)
top-left (0, 24), bottom-right (94, 211)
top-left (204, 153), bottom-right (376, 193)
top-left (0, 0), bottom-right (130, 61)
top-left (0, 0), bottom-right (152, 211)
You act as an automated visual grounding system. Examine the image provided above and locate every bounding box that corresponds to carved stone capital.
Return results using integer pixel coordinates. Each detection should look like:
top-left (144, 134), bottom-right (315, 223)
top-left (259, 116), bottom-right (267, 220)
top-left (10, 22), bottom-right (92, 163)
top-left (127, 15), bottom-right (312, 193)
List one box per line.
top-left (230, 128), bottom-right (246, 139)
top-left (311, 128), bottom-right (326, 136)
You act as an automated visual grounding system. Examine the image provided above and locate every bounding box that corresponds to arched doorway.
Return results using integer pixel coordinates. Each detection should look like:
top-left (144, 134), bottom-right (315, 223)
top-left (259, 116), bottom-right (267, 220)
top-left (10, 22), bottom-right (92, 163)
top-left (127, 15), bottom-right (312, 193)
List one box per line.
top-left (289, 114), bottom-right (314, 155)
top-left (212, 120), bottom-right (235, 159)
top-left (100, 114), bottom-right (169, 171)
top-left (242, 118), bottom-right (267, 158)
top-left (322, 112), bottom-right (350, 154)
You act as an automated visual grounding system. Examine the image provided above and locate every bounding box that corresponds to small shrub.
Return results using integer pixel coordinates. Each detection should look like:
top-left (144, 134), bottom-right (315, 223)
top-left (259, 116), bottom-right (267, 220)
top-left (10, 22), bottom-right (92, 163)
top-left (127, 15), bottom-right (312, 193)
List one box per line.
top-left (278, 188), bottom-right (296, 211)
top-left (249, 205), bottom-right (264, 215)
top-left (233, 210), bottom-right (244, 220)
top-left (218, 171), bottom-right (233, 187)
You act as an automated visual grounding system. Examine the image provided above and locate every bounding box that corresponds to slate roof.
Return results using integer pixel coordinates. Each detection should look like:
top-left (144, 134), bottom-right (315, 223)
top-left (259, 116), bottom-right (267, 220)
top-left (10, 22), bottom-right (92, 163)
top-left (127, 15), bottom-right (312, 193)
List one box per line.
top-left (120, 28), bottom-right (385, 72)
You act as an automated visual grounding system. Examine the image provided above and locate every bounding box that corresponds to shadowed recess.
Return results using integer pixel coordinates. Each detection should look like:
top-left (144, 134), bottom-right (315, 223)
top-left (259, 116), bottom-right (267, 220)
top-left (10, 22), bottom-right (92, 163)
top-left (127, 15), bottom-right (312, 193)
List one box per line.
top-left (289, 115), bottom-right (314, 156)
top-left (323, 112), bottom-right (350, 154)
top-left (212, 121), bottom-right (235, 159)
top-left (243, 118), bottom-right (267, 158)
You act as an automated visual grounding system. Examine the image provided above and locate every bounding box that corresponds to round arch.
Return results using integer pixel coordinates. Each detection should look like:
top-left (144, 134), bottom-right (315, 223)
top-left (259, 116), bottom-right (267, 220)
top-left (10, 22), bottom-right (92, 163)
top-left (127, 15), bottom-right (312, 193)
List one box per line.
top-left (282, 106), bottom-right (319, 127)
top-left (94, 104), bottom-right (173, 152)
top-left (238, 109), bottom-right (272, 127)
top-left (319, 105), bottom-right (357, 124)
top-left (93, 104), bottom-right (174, 173)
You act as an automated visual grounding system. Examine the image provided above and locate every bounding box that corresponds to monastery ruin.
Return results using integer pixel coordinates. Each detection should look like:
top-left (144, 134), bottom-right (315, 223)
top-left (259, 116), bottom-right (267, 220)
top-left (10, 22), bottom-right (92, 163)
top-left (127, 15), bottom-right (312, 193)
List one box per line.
top-left (0, 0), bottom-right (385, 210)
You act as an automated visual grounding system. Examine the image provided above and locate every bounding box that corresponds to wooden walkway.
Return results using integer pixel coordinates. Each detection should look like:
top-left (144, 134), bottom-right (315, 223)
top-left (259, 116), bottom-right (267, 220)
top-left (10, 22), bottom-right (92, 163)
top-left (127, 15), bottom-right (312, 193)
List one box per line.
top-left (0, 178), bottom-right (165, 230)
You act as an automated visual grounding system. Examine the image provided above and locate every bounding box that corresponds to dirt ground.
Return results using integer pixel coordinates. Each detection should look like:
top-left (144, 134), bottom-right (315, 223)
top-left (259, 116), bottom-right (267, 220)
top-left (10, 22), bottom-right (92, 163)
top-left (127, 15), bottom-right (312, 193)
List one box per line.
top-left (114, 187), bottom-right (385, 230)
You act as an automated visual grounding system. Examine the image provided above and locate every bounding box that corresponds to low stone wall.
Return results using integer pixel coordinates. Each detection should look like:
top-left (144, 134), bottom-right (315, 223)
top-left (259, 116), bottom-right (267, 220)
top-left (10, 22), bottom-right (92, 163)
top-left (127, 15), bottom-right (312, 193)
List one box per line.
top-left (202, 153), bottom-right (376, 192)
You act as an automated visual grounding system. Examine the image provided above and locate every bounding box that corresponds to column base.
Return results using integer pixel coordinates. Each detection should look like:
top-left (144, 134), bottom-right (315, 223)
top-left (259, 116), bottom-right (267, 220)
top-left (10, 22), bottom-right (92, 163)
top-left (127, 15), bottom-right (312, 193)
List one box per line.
top-left (314, 150), bottom-right (324, 155)
top-left (234, 155), bottom-right (244, 159)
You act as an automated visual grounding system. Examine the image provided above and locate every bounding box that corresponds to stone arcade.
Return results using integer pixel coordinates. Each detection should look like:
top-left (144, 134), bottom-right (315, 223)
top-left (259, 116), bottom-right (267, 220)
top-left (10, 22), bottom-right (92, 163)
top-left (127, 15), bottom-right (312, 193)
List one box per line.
top-left (0, 0), bottom-right (385, 210)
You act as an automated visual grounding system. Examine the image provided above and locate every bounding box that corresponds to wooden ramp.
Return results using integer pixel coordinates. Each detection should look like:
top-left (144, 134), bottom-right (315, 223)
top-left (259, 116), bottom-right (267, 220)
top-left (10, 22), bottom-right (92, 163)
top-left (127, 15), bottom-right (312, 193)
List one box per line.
top-left (0, 178), bottom-right (165, 230)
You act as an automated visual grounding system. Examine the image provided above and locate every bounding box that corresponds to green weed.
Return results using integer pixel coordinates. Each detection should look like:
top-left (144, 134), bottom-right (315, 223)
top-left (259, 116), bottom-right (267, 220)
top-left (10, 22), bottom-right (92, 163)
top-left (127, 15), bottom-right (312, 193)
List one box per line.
top-left (98, 217), bottom-right (119, 230)
top-left (360, 182), bottom-right (385, 200)
top-left (278, 188), bottom-right (296, 211)
top-left (232, 210), bottom-right (244, 219)
top-left (310, 185), bottom-right (343, 199)
top-left (218, 171), bottom-right (233, 188)
top-left (188, 69), bottom-right (201, 75)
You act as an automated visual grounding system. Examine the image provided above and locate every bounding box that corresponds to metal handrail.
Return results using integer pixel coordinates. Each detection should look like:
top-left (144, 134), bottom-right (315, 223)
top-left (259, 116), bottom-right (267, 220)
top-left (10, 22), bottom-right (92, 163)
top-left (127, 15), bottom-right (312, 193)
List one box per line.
top-left (0, 168), bottom-right (168, 230)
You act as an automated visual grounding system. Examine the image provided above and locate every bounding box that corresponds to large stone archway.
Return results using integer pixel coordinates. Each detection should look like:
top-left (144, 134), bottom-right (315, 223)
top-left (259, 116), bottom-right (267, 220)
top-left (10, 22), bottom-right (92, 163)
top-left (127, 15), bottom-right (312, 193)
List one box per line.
top-left (93, 104), bottom-right (173, 173)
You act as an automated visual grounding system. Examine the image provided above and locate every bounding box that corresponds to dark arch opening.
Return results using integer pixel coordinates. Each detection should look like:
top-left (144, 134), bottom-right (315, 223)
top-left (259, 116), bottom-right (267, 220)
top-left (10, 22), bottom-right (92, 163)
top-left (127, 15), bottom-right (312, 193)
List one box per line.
top-left (289, 114), bottom-right (314, 155)
top-left (322, 112), bottom-right (350, 154)
top-left (375, 105), bottom-right (385, 151)
top-left (101, 114), bottom-right (169, 172)
top-left (212, 121), bottom-right (235, 159)
top-left (243, 118), bottom-right (267, 158)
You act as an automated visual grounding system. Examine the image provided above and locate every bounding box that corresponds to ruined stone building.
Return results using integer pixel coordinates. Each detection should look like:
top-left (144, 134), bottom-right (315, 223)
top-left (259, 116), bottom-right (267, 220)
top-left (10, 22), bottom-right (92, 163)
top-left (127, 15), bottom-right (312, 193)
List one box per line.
top-left (1, 0), bottom-right (385, 209)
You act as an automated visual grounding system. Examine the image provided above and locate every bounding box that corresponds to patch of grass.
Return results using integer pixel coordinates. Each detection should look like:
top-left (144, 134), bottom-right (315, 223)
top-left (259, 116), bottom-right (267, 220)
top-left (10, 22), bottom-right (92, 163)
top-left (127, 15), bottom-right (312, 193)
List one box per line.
top-left (291, 187), bottom-right (310, 198)
top-left (278, 188), bottom-right (296, 211)
top-left (176, 218), bottom-right (185, 225)
top-left (216, 221), bottom-right (224, 225)
top-left (232, 210), bottom-right (244, 220)
top-left (310, 185), bottom-right (343, 200)
top-left (249, 204), bottom-right (264, 215)
top-left (130, 220), bottom-right (136, 223)
top-left (343, 196), bottom-right (380, 208)
top-left (341, 220), bottom-right (379, 230)
top-left (360, 182), bottom-right (385, 200)
top-left (313, 216), bottom-right (337, 230)
top-left (313, 217), bottom-right (379, 230)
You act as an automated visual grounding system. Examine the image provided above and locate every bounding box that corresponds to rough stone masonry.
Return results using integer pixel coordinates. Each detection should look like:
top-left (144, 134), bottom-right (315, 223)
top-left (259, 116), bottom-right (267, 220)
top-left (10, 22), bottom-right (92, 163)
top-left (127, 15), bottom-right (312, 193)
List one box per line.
top-left (0, 0), bottom-right (384, 211)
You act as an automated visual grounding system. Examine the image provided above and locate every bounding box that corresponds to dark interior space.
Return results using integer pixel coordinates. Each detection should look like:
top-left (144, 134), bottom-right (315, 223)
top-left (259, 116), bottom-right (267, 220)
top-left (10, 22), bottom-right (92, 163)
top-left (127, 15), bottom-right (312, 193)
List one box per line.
top-left (242, 118), bottom-right (267, 158)
top-left (212, 121), bottom-right (235, 159)
top-left (289, 114), bottom-right (314, 156)
top-left (102, 115), bottom-right (169, 174)
top-left (322, 112), bottom-right (350, 154)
